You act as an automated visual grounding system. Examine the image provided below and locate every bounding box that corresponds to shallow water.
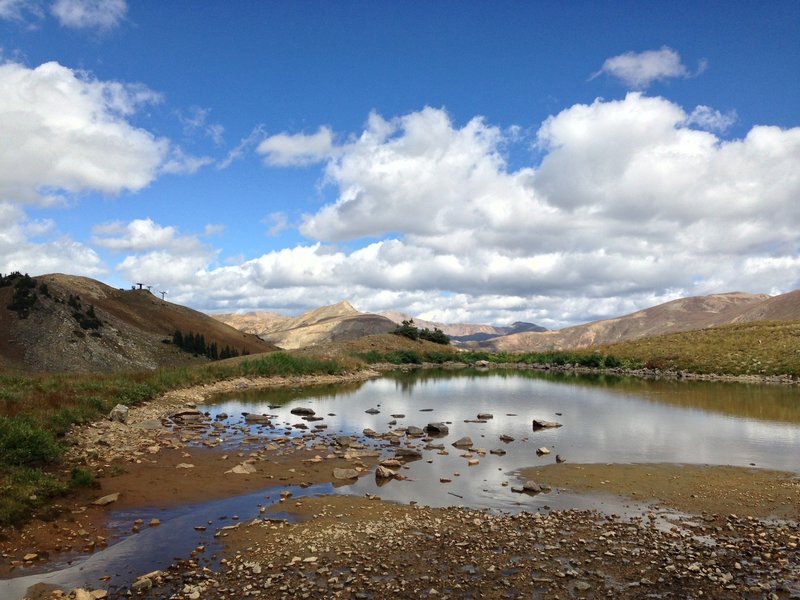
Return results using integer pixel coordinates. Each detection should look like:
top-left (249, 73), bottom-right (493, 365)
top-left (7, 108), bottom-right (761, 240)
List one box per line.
top-left (4, 369), bottom-right (800, 597)
top-left (208, 369), bottom-right (800, 508)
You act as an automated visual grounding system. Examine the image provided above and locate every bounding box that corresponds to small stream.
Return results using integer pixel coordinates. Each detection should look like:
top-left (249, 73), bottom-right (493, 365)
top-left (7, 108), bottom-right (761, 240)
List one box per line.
top-left (3, 368), bottom-right (800, 598)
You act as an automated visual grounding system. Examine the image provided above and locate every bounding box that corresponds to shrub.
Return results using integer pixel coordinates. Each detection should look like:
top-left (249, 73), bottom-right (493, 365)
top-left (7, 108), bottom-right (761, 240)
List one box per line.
top-left (69, 467), bottom-right (97, 489)
top-left (386, 350), bottom-right (423, 364)
top-left (0, 416), bottom-right (62, 468)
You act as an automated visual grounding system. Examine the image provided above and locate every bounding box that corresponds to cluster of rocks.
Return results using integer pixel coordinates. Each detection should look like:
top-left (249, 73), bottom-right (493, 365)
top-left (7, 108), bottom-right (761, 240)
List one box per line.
top-left (138, 498), bottom-right (800, 599)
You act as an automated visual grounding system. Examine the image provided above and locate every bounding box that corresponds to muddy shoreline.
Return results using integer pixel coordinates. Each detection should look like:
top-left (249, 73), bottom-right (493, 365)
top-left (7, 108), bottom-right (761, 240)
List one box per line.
top-left (3, 367), bottom-right (800, 599)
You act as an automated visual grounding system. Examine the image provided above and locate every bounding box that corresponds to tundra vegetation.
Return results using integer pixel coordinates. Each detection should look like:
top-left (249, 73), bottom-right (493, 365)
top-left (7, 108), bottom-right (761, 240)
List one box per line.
top-left (0, 353), bottom-right (346, 526)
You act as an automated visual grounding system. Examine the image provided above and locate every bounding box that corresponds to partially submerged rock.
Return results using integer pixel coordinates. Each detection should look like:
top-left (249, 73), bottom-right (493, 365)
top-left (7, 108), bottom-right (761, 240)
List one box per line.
top-left (375, 465), bottom-right (395, 479)
top-left (394, 448), bottom-right (422, 460)
top-left (425, 422), bottom-right (449, 435)
top-left (532, 419), bottom-right (562, 430)
top-left (452, 436), bottom-right (473, 448)
top-left (244, 413), bottom-right (271, 425)
top-left (333, 468), bottom-right (359, 480)
top-left (511, 480), bottom-right (549, 494)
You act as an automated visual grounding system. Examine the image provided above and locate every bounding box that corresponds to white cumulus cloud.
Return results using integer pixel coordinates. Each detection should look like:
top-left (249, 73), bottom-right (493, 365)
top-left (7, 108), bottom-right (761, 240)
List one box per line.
top-left (257, 126), bottom-right (336, 166)
top-left (50, 0), bottom-right (127, 31)
top-left (592, 46), bottom-right (700, 89)
top-left (0, 202), bottom-right (105, 276)
top-left (0, 61), bottom-right (169, 205)
top-left (218, 97), bottom-right (800, 327)
top-left (90, 218), bottom-right (218, 287)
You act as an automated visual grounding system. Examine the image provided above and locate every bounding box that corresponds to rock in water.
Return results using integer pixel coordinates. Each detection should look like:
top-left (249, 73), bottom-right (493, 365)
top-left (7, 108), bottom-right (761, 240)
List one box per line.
top-left (536, 447), bottom-right (551, 456)
top-left (334, 435), bottom-right (352, 447)
top-left (333, 468), bottom-right (359, 480)
top-left (425, 422), bottom-right (449, 435)
top-left (452, 436), bottom-right (473, 448)
top-left (511, 481), bottom-right (543, 494)
top-left (556, 454), bottom-right (566, 463)
top-left (394, 448), bottom-right (422, 460)
top-left (532, 419), bottom-right (562, 430)
top-left (477, 413), bottom-right (493, 420)
top-left (375, 465), bottom-right (395, 479)
top-left (244, 413), bottom-right (271, 425)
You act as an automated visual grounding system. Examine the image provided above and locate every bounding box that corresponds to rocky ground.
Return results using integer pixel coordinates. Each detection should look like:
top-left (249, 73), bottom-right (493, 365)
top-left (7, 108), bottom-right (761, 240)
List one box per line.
top-left (3, 372), bottom-right (800, 600)
top-left (115, 495), bottom-right (799, 599)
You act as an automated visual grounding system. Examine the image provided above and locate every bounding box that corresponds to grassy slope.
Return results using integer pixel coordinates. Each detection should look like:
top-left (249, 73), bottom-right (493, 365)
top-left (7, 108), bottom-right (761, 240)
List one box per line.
top-left (595, 320), bottom-right (800, 376)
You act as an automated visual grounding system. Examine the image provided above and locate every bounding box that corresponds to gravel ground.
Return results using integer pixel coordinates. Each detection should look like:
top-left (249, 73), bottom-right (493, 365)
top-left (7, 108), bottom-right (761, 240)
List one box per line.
top-left (114, 494), bottom-right (800, 600)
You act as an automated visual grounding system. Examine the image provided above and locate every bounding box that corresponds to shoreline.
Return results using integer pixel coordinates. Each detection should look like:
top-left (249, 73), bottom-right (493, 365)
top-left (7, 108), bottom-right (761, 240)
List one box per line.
top-left (3, 366), bottom-right (800, 598)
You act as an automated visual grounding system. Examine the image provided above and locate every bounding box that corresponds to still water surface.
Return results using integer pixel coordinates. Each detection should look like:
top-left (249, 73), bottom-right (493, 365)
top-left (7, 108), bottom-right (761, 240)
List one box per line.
top-left (209, 369), bottom-right (800, 509)
top-left (4, 369), bottom-right (799, 597)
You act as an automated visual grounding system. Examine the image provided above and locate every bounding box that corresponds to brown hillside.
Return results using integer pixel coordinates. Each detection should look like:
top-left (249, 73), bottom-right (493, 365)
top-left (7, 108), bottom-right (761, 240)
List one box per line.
top-left (244, 301), bottom-right (396, 350)
top-left (0, 273), bottom-right (275, 373)
top-left (732, 290), bottom-right (800, 322)
top-left (211, 311), bottom-right (290, 336)
top-left (487, 292), bottom-right (770, 352)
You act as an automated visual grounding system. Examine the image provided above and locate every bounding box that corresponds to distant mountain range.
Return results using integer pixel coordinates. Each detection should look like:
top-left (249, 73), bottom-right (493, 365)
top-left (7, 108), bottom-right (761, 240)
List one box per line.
top-left (0, 273), bottom-right (274, 373)
top-left (4, 272), bottom-right (799, 373)
top-left (214, 290), bottom-right (800, 352)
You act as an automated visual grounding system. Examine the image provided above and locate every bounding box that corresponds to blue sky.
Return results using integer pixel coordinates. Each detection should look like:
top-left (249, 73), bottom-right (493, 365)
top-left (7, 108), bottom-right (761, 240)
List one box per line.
top-left (1, 1), bottom-right (798, 328)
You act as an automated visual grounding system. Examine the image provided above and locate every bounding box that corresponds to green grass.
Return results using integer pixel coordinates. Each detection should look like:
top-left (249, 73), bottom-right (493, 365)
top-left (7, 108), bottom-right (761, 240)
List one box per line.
top-left (0, 467), bottom-right (67, 526)
top-left (0, 415), bottom-right (61, 468)
top-left (457, 349), bottom-right (643, 370)
top-left (355, 348), bottom-right (460, 365)
top-left (596, 321), bottom-right (800, 376)
top-left (0, 352), bottom-right (351, 528)
top-left (235, 353), bottom-right (346, 376)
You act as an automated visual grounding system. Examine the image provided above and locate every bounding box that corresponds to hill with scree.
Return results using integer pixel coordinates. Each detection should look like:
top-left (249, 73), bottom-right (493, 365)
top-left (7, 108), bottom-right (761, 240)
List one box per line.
top-left (215, 301), bottom-right (397, 350)
top-left (0, 273), bottom-right (275, 373)
top-left (484, 291), bottom-right (790, 352)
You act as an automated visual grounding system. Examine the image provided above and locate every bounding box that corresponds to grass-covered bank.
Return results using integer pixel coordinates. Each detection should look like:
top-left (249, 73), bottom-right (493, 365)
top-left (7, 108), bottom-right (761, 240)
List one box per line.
top-left (348, 321), bottom-right (800, 379)
top-left (595, 321), bottom-right (800, 377)
top-left (0, 353), bottom-right (349, 528)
